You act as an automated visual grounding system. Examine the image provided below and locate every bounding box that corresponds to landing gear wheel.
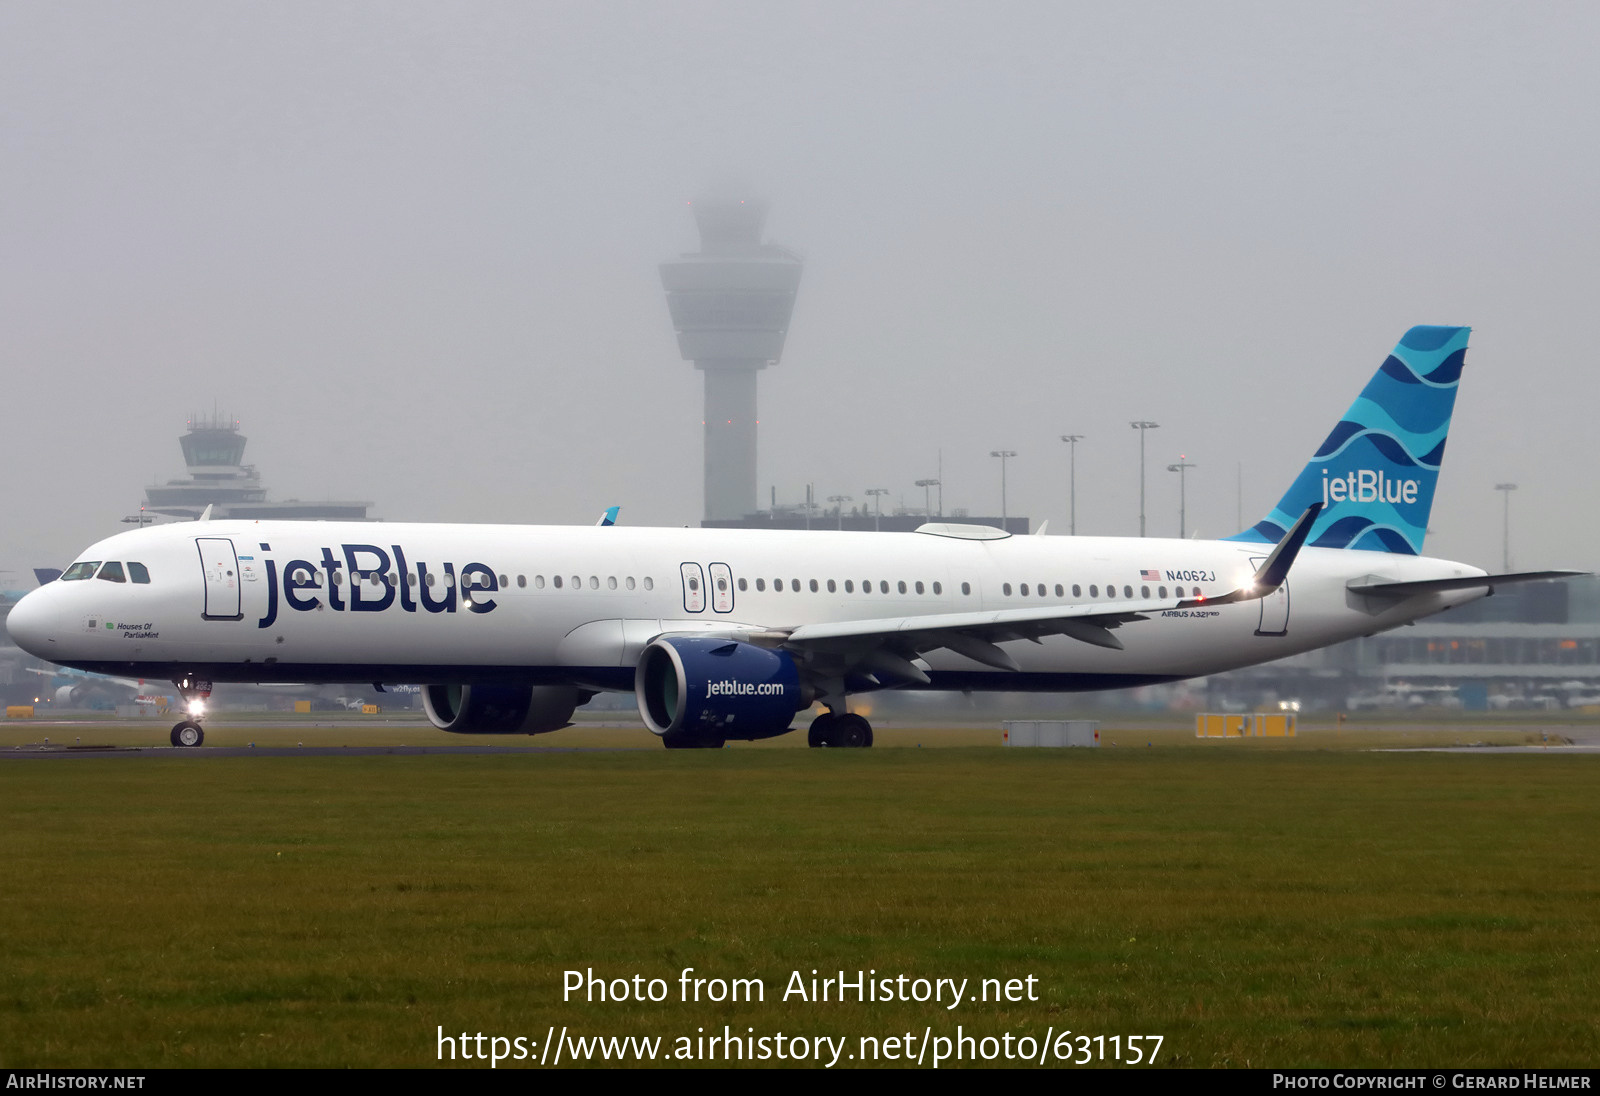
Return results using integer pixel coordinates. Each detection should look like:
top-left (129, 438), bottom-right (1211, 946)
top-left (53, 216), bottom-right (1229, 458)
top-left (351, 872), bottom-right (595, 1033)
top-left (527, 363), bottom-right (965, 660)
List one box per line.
top-left (834, 713), bottom-right (873, 749)
top-left (170, 721), bottom-right (204, 748)
top-left (808, 713), bottom-right (839, 748)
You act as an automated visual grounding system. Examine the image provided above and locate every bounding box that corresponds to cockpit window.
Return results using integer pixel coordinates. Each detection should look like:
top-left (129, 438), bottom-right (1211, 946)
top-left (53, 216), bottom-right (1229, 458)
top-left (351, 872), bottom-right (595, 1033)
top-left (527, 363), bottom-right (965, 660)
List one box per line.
top-left (128, 562), bottom-right (151, 584)
top-left (96, 561), bottom-right (127, 583)
top-left (61, 561), bottom-right (101, 581)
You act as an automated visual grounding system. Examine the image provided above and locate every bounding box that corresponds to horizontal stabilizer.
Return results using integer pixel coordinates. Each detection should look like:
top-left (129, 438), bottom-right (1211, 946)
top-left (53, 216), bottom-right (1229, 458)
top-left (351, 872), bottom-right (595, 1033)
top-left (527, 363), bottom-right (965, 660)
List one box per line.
top-left (1347, 570), bottom-right (1590, 597)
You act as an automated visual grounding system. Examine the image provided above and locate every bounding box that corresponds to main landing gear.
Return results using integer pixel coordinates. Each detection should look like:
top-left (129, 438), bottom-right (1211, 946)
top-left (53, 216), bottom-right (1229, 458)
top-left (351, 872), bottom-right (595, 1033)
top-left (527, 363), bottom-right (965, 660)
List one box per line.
top-left (807, 711), bottom-right (873, 749)
top-left (169, 678), bottom-right (211, 748)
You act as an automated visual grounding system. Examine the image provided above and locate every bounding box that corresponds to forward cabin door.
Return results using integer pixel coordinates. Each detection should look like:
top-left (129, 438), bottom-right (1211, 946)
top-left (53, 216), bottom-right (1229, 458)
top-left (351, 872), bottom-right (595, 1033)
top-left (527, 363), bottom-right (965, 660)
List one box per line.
top-left (197, 537), bottom-right (244, 621)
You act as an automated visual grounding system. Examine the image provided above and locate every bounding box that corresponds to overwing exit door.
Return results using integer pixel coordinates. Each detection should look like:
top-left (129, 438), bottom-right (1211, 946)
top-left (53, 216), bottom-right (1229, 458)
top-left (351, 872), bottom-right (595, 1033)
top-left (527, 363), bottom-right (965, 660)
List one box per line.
top-left (197, 537), bottom-right (244, 620)
top-left (680, 562), bottom-right (706, 613)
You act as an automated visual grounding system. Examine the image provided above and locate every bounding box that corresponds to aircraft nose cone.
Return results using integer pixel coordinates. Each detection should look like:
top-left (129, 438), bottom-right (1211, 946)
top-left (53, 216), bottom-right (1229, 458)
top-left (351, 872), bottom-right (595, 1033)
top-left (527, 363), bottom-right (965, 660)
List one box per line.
top-left (5, 590), bottom-right (56, 657)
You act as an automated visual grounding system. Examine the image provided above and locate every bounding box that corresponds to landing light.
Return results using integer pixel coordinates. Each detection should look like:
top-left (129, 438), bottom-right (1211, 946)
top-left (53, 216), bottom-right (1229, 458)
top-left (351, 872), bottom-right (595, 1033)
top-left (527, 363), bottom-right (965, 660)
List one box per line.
top-left (188, 699), bottom-right (205, 717)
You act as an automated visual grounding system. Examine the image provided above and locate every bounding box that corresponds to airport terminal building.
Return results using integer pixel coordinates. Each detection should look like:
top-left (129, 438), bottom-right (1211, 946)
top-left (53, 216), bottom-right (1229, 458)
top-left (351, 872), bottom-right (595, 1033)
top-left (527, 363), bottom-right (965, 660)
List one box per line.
top-left (141, 414), bottom-right (371, 522)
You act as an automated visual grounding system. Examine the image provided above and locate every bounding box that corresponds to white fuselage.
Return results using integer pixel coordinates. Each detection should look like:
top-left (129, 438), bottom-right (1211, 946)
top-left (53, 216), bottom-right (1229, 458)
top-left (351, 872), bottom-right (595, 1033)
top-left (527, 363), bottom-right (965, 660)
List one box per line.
top-left (6, 520), bottom-right (1488, 695)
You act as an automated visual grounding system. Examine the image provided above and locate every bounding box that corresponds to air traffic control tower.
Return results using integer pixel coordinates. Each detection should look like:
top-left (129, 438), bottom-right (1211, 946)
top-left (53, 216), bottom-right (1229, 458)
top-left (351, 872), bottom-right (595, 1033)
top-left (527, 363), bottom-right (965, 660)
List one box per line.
top-left (660, 200), bottom-right (802, 522)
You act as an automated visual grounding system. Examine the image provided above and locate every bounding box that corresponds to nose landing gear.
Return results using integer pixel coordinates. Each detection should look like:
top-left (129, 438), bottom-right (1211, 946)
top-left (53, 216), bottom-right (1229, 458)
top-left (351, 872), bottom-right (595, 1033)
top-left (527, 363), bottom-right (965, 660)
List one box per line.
top-left (169, 678), bottom-right (211, 748)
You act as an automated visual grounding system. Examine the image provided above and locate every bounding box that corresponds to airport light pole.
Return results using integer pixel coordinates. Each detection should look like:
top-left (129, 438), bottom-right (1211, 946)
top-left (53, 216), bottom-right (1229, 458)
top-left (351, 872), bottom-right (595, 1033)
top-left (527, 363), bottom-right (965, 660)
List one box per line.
top-left (1495, 482), bottom-right (1517, 571)
top-left (916, 478), bottom-right (941, 520)
top-left (1167, 457), bottom-right (1196, 539)
top-left (1059, 434), bottom-right (1083, 535)
top-left (990, 450), bottom-right (1017, 528)
top-left (827, 494), bottom-right (851, 531)
top-left (1130, 421), bottom-right (1159, 537)
top-left (865, 487), bottom-right (888, 531)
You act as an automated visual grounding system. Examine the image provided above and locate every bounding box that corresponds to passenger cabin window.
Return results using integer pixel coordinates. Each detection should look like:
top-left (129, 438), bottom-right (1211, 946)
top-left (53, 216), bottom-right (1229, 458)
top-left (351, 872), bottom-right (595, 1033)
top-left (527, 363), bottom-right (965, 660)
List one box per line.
top-left (961, 582), bottom-right (970, 595)
top-left (128, 562), bottom-right (151, 584)
top-left (879, 580), bottom-right (889, 594)
top-left (1124, 585), bottom-right (1133, 599)
top-left (898, 581), bottom-right (907, 594)
top-left (626, 577), bottom-right (636, 590)
top-left (844, 580), bottom-right (854, 593)
top-left (643, 577), bottom-right (654, 591)
top-left (738, 578), bottom-right (748, 591)
top-left (96, 561), bottom-right (126, 583)
top-left (827, 579), bottom-right (836, 593)
top-left (1072, 584), bottom-right (1082, 597)
top-left (915, 581), bottom-right (924, 594)
top-left (791, 579), bottom-right (800, 592)
top-left (62, 562), bottom-right (100, 581)
top-left (1089, 585), bottom-right (1098, 597)
top-left (1159, 585), bottom-right (1168, 599)
top-left (535, 575), bottom-right (545, 589)
top-left (517, 575), bottom-right (526, 588)
top-left (809, 579), bottom-right (819, 592)
top-left (756, 578), bottom-right (766, 592)
top-left (1003, 583), bottom-right (1012, 596)
top-left (609, 576), bottom-right (618, 590)
top-left (932, 582), bottom-right (942, 595)
top-left (1141, 585), bottom-right (1150, 598)
top-left (553, 575), bottom-right (563, 589)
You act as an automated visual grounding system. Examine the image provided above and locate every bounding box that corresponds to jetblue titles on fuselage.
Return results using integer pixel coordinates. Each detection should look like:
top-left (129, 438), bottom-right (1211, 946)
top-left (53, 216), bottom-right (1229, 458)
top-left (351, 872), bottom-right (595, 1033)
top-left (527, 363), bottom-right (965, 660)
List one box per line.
top-left (257, 542), bottom-right (499, 629)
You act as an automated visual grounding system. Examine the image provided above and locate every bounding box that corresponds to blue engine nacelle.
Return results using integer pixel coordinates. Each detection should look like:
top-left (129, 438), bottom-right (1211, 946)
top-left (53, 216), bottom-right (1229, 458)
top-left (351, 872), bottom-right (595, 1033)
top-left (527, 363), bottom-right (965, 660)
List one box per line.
top-left (423, 684), bottom-right (580, 735)
top-left (635, 637), bottom-right (804, 743)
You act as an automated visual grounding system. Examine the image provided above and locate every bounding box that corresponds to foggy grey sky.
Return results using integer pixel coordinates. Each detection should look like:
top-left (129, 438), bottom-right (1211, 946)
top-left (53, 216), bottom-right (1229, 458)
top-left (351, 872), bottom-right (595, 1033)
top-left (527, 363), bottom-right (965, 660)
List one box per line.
top-left (3, 2), bottom-right (1597, 582)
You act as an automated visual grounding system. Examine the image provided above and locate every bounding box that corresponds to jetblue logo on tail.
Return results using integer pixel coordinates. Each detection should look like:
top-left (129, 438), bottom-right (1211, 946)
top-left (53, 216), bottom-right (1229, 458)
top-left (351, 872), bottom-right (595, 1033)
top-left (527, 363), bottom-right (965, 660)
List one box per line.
top-left (1321, 468), bottom-right (1419, 506)
top-left (1229, 325), bottom-right (1468, 555)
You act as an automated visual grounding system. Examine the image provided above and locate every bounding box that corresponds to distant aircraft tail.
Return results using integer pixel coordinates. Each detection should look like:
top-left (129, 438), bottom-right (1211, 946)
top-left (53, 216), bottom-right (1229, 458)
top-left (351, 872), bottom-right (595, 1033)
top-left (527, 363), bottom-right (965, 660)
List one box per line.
top-left (1227, 325), bottom-right (1468, 555)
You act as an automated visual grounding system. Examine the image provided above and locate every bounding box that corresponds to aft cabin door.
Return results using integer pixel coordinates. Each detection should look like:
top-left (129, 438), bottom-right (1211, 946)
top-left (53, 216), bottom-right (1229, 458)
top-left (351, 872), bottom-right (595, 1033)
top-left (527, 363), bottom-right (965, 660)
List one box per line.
top-left (1250, 557), bottom-right (1290, 637)
top-left (197, 537), bottom-right (244, 621)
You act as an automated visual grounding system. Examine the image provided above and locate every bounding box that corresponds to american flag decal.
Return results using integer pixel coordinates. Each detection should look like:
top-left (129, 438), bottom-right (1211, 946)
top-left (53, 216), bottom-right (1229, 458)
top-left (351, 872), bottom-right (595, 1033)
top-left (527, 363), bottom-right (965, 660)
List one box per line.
top-left (1139, 569), bottom-right (1160, 582)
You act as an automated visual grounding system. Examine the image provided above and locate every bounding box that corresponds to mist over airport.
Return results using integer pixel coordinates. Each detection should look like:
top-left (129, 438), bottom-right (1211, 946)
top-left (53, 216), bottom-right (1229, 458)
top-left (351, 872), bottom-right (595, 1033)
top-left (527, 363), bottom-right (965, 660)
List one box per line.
top-left (2, 3), bottom-right (1596, 580)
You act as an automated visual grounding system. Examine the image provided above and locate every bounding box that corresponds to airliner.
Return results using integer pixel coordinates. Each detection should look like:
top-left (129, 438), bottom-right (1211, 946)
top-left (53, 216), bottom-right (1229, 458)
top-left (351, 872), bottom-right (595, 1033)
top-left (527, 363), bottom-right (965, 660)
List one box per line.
top-left (5, 326), bottom-right (1582, 748)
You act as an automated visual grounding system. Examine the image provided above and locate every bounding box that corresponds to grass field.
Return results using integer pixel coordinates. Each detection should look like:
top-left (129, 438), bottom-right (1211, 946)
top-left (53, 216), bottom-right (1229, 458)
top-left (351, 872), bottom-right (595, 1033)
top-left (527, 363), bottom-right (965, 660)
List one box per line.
top-left (3, 728), bottom-right (1599, 1068)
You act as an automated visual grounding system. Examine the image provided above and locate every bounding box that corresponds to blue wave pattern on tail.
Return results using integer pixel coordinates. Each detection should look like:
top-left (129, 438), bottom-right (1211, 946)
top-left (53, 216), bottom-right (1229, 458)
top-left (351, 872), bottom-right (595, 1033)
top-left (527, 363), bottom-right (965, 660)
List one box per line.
top-left (1227, 325), bottom-right (1469, 555)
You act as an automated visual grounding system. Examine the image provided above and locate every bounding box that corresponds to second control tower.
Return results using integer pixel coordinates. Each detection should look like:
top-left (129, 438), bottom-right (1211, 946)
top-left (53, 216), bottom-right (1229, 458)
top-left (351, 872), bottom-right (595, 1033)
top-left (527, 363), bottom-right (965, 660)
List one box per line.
top-left (660, 200), bottom-right (802, 522)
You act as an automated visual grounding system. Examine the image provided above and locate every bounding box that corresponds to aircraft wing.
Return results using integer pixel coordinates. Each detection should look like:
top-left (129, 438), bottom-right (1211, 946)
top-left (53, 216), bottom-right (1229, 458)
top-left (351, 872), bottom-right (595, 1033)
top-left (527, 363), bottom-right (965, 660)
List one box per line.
top-left (765, 503), bottom-right (1325, 684)
top-left (778, 599), bottom-right (1171, 680)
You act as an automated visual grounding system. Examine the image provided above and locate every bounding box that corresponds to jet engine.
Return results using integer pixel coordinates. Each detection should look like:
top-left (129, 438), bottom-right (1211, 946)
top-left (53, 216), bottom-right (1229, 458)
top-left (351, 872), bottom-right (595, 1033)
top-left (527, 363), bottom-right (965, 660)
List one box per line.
top-left (635, 636), bottom-right (804, 746)
top-left (422, 684), bottom-right (581, 735)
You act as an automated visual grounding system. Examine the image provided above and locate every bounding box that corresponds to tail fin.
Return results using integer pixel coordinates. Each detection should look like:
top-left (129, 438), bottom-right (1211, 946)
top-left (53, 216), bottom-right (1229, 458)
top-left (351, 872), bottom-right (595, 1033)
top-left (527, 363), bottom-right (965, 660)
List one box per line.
top-left (1227, 325), bottom-right (1468, 555)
